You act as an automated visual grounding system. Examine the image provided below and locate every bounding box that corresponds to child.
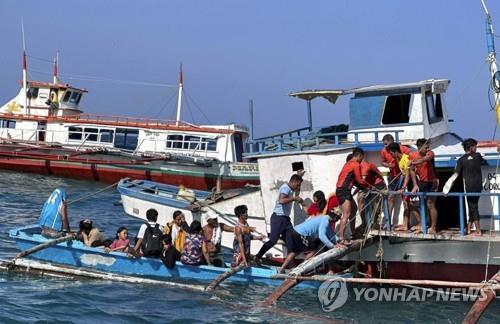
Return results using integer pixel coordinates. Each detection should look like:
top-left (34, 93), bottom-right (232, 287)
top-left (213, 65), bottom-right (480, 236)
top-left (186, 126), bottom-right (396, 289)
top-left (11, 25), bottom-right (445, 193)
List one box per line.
top-left (105, 226), bottom-right (130, 253)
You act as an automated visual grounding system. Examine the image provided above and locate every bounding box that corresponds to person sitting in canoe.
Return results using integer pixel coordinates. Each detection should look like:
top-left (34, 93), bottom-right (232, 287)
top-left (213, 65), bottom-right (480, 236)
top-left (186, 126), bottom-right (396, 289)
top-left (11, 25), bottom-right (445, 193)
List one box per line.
top-left (278, 211), bottom-right (340, 273)
top-left (202, 211), bottom-right (234, 267)
top-left (105, 226), bottom-right (130, 253)
top-left (78, 219), bottom-right (107, 247)
top-left (134, 208), bottom-right (164, 257)
top-left (181, 220), bottom-right (205, 266)
top-left (39, 188), bottom-right (70, 237)
top-left (161, 234), bottom-right (181, 269)
top-left (163, 210), bottom-right (189, 254)
top-left (231, 205), bottom-right (263, 268)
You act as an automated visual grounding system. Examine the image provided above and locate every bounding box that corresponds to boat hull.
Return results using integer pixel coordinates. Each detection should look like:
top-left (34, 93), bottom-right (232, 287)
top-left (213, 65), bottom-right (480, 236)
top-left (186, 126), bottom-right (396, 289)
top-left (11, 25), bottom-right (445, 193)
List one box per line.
top-left (0, 156), bottom-right (259, 190)
top-left (344, 235), bottom-right (500, 282)
top-left (8, 225), bottom-right (316, 287)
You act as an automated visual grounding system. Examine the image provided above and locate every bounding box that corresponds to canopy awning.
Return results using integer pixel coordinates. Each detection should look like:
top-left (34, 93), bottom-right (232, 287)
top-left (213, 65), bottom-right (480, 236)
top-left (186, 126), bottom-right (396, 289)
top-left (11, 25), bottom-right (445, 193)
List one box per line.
top-left (288, 90), bottom-right (344, 104)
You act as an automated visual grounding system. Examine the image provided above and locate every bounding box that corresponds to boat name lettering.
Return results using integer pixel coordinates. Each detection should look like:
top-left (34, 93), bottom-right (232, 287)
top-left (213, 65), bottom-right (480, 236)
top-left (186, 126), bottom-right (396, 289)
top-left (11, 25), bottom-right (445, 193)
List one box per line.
top-left (231, 164), bottom-right (259, 172)
top-left (484, 173), bottom-right (500, 191)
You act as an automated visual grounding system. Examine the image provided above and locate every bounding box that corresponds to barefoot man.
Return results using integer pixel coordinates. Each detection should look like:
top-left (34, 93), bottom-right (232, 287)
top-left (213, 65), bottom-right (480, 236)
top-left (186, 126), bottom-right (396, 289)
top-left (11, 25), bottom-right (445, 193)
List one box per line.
top-left (410, 139), bottom-right (439, 234)
top-left (443, 138), bottom-right (484, 236)
top-left (335, 147), bottom-right (371, 245)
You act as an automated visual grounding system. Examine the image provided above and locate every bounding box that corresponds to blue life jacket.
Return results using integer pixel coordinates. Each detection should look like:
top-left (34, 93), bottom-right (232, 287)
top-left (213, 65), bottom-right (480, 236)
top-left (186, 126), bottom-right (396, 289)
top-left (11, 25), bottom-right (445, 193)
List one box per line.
top-left (39, 188), bottom-right (66, 230)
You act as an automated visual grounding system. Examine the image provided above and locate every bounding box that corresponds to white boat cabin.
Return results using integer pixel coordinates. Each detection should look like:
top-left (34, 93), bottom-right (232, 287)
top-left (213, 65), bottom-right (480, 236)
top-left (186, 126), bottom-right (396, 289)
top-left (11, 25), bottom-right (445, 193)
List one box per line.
top-left (244, 79), bottom-right (500, 233)
top-left (0, 79), bottom-right (249, 163)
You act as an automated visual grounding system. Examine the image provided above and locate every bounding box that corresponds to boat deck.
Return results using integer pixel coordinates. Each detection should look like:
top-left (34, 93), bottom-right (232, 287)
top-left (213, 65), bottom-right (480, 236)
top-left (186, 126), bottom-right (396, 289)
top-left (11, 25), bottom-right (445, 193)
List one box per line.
top-left (369, 228), bottom-right (500, 242)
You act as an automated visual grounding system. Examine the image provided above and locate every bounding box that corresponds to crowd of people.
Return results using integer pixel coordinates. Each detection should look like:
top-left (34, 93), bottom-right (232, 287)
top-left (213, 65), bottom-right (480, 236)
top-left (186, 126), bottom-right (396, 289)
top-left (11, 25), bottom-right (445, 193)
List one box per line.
top-left (40, 133), bottom-right (484, 271)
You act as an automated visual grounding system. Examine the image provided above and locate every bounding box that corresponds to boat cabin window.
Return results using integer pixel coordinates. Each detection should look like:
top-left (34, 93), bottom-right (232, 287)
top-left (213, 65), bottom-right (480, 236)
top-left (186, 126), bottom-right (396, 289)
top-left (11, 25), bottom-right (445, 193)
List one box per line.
top-left (99, 129), bottom-right (114, 143)
top-left (63, 91), bottom-right (72, 102)
top-left (166, 134), bottom-right (218, 151)
top-left (84, 128), bottom-right (99, 142)
top-left (0, 119), bottom-right (16, 129)
top-left (69, 92), bottom-right (82, 104)
top-left (204, 138), bottom-right (217, 151)
top-left (425, 92), bottom-right (443, 124)
top-left (68, 126), bottom-right (83, 140)
top-left (233, 133), bottom-right (243, 162)
top-left (114, 128), bottom-right (139, 150)
top-left (166, 135), bottom-right (183, 149)
top-left (381, 94), bottom-right (411, 125)
top-left (184, 135), bottom-right (201, 150)
top-left (27, 87), bottom-right (39, 99)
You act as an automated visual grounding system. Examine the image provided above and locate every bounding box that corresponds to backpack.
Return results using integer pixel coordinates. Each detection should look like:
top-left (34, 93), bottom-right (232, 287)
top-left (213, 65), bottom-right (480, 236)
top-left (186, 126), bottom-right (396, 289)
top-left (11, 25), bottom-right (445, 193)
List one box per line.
top-left (141, 223), bottom-right (162, 257)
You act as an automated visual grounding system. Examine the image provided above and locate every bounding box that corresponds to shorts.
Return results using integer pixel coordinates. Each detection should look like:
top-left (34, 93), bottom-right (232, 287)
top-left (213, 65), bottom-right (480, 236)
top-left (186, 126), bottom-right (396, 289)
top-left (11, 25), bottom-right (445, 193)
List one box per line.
top-left (285, 229), bottom-right (316, 253)
top-left (387, 175), bottom-right (404, 191)
top-left (419, 181), bottom-right (438, 193)
top-left (336, 188), bottom-right (353, 205)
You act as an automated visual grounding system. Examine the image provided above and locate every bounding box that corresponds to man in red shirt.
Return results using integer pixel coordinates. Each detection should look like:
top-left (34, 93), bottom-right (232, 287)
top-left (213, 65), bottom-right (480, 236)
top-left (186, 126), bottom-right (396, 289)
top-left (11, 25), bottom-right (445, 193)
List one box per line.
top-left (380, 134), bottom-right (410, 226)
top-left (336, 147), bottom-right (371, 244)
top-left (356, 159), bottom-right (387, 236)
top-left (410, 138), bottom-right (439, 234)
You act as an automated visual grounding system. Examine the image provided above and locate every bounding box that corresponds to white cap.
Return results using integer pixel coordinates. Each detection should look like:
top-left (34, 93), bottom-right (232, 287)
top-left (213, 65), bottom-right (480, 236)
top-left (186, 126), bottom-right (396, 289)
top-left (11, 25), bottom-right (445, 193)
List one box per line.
top-left (203, 210), bottom-right (218, 223)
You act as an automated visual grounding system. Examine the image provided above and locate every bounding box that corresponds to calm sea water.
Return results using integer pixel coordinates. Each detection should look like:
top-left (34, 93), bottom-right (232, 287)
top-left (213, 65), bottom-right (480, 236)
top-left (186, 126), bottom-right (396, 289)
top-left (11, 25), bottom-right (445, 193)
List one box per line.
top-left (0, 170), bottom-right (499, 323)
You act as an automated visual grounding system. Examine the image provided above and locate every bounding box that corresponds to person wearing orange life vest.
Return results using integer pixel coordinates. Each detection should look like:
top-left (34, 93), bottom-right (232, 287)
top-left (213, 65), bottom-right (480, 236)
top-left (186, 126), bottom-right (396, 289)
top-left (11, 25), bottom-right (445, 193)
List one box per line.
top-left (355, 158), bottom-right (387, 236)
top-left (335, 147), bottom-right (372, 245)
top-left (410, 138), bottom-right (439, 234)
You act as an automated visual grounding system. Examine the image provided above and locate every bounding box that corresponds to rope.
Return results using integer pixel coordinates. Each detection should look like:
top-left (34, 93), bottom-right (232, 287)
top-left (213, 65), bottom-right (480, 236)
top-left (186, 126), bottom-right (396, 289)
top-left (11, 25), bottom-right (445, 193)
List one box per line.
top-left (67, 181), bottom-right (119, 206)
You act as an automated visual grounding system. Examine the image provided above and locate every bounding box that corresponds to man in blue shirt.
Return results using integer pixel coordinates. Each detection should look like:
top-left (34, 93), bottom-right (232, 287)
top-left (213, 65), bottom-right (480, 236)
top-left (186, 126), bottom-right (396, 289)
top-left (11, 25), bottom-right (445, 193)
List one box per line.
top-left (278, 213), bottom-right (338, 273)
top-left (39, 188), bottom-right (70, 235)
top-left (255, 174), bottom-right (303, 263)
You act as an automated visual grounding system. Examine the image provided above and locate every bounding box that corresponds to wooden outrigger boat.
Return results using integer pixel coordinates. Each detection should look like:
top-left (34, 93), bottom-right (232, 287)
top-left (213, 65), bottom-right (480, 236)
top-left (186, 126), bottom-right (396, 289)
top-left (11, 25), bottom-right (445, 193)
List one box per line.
top-left (7, 224), bottom-right (329, 288)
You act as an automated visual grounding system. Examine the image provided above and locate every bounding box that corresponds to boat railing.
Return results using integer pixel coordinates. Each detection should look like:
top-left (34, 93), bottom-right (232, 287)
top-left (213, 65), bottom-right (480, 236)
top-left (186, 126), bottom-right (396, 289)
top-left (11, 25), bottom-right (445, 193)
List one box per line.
top-left (50, 114), bottom-right (201, 129)
top-left (246, 129), bottom-right (404, 155)
top-left (382, 191), bottom-right (500, 236)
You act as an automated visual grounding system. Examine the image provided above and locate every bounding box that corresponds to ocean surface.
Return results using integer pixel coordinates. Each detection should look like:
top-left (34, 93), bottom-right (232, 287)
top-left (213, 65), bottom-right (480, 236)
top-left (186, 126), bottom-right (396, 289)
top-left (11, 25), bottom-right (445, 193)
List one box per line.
top-left (0, 170), bottom-right (499, 323)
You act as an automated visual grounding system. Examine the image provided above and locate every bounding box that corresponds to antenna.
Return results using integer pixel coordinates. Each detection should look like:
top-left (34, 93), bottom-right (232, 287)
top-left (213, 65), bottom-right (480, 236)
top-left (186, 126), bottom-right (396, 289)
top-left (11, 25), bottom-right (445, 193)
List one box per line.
top-left (21, 17), bottom-right (28, 115)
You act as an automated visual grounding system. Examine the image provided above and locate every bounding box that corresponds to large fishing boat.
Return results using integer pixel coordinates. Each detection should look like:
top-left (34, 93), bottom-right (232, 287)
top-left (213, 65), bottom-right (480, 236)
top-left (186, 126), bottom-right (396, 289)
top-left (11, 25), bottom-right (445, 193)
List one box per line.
top-left (118, 2), bottom-right (500, 282)
top-left (0, 58), bottom-right (259, 190)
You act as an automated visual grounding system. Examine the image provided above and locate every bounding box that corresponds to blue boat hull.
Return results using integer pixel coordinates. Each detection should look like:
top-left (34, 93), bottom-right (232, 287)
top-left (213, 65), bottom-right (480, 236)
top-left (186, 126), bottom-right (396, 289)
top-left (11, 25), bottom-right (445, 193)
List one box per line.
top-left (9, 225), bottom-right (320, 288)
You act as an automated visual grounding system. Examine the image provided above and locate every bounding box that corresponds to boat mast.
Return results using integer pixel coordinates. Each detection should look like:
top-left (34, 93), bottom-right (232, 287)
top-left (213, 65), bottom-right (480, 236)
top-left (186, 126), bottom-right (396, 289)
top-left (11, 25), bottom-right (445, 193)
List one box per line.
top-left (53, 52), bottom-right (59, 84)
top-left (481, 0), bottom-right (500, 123)
top-left (175, 64), bottom-right (183, 126)
top-left (22, 51), bottom-right (28, 116)
top-left (21, 18), bottom-right (28, 115)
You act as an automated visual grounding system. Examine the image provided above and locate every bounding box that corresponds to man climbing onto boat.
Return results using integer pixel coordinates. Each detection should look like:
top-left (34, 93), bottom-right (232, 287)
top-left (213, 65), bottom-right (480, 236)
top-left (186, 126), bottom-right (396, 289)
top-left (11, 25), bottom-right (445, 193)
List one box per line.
top-left (388, 143), bottom-right (419, 232)
top-left (335, 147), bottom-right (371, 245)
top-left (410, 138), bottom-right (439, 234)
top-left (202, 211), bottom-right (234, 267)
top-left (134, 208), bottom-right (164, 257)
top-left (380, 134), bottom-right (411, 224)
top-left (231, 205), bottom-right (263, 267)
top-left (443, 138), bottom-right (484, 236)
top-left (279, 212), bottom-right (339, 273)
top-left (254, 173), bottom-right (304, 264)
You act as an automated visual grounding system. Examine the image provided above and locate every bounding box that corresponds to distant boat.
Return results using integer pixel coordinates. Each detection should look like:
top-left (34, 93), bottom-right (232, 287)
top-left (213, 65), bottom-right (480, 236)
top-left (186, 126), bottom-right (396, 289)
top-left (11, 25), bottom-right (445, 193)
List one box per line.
top-left (0, 58), bottom-right (259, 190)
top-left (8, 224), bottom-right (326, 287)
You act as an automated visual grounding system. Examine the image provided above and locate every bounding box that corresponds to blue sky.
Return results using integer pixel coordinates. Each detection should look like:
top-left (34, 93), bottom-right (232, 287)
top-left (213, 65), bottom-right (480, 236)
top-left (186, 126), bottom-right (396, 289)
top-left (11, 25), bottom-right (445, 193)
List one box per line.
top-left (0, 0), bottom-right (499, 140)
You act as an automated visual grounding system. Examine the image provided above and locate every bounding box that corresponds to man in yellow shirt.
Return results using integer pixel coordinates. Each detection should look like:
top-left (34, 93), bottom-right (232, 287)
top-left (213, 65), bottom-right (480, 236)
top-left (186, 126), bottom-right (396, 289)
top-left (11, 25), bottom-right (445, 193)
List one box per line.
top-left (388, 143), bottom-right (420, 231)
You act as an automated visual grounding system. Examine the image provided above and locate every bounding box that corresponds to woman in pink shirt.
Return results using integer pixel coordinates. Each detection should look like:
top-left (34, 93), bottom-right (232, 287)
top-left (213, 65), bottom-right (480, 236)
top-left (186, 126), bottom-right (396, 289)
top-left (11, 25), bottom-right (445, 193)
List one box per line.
top-left (105, 226), bottom-right (130, 253)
